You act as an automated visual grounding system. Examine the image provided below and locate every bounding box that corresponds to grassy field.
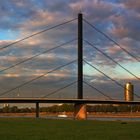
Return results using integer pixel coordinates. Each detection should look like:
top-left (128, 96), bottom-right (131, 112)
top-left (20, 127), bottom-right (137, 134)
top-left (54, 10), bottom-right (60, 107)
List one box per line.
top-left (0, 118), bottom-right (140, 140)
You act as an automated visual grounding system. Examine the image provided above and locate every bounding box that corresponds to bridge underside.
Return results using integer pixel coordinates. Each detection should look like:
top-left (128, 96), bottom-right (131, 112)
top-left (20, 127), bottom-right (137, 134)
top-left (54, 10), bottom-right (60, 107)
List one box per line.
top-left (1, 98), bottom-right (140, 120)
top-left (0, 98), bottom-right (140, 104)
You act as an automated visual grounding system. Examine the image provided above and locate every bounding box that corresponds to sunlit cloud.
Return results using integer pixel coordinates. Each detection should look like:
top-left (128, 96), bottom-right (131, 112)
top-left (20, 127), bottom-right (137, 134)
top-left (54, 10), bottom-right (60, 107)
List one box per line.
top-left (4, 73), bottom-right (19, 78)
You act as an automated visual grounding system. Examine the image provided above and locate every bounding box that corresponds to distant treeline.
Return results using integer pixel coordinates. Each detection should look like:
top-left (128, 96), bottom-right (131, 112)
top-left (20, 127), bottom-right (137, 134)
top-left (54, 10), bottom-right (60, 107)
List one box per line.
top-left (0, 104), bottom-right (140, 113)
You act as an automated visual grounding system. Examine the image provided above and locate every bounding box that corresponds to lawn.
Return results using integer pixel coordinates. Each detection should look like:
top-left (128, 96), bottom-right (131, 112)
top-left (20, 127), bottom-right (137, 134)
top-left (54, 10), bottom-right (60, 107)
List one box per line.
top-left (0, 118), bottom-right (140, 140)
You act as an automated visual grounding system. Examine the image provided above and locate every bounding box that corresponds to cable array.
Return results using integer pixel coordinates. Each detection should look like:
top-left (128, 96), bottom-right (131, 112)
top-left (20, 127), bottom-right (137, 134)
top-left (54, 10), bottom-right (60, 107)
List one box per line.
top-left (84, 19), bottom-right (140, 62)
top-left (0, 18), bottom-right (77, 51)
top-left (84, 59), bottom-right (140, 98)
top-left (0, 15), bottom-right (139, 100)
top-left (0, 17), bottom-right (77, 98)
top-left (0, 38), bottom-right (76, 73)
top-left (84, 40), bottom-right (140, 81)
top-left (83, 81), bottom-right (113, 100)
top-left (43, 81), bottom-right (77, 98)
top-left (0, 60), bottom-right (76, 97)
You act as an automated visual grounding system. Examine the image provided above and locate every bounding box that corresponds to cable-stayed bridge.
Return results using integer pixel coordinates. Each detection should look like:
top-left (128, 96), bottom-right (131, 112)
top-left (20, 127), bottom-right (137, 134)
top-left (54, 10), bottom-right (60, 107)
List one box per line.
top-left (0, 13), bottom-right (140, 119)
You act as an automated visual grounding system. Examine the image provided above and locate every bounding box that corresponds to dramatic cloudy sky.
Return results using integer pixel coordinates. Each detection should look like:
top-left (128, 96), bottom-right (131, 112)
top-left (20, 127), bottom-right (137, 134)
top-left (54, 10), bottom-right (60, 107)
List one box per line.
top-left (0, 0), bottom-right (140, 100)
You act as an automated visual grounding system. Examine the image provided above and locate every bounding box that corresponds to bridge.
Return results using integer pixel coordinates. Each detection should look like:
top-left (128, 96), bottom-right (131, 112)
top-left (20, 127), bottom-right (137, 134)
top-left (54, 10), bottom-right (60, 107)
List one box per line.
top-left (0, 13), bottom-right (140, 119)
top-left (1, 98), bottom-right (140, 118)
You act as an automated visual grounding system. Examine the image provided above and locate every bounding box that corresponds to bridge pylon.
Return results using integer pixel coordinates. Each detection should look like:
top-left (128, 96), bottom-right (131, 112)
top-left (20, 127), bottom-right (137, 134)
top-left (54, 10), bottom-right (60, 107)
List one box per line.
top-left (74, 13), bottom-right (87, 120)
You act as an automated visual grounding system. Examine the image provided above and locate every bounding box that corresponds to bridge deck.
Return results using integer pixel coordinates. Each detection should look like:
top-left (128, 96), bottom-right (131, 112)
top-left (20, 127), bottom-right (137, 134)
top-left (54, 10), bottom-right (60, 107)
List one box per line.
top-left (0, 98), bottom-right (140, 105)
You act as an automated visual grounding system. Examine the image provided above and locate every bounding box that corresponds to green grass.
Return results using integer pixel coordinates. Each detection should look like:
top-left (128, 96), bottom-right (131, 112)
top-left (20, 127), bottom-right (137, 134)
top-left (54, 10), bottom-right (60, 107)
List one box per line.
top-left (0, 118), bottom-right (140, 140)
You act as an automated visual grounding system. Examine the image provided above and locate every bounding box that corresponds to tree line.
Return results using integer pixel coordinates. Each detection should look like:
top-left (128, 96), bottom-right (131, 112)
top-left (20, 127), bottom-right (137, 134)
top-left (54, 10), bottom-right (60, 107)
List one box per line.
top-left (0, 104), bottom-right (140, 113)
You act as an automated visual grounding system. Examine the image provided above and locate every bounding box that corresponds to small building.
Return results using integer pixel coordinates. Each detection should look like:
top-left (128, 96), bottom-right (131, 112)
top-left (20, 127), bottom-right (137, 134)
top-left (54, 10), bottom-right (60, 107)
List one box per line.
top-left (124, 82), bottom-right (134, 101)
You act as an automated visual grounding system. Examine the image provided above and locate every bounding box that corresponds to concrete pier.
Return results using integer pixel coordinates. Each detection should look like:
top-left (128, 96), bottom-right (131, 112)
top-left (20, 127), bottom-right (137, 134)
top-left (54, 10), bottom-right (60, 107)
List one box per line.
top-left (74, 103), bottom-right (87, 120)
top-left (36, 102), bottom-right (40, 118)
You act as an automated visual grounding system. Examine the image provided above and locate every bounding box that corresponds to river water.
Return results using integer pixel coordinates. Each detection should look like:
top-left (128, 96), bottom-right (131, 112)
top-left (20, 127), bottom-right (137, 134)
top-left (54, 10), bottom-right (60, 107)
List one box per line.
top-left (45, 116), bottom-right (140, 121)
top-left (88, 117), bottom-right (140, 121)
top-left (0, 116), bottom-right (140, 121)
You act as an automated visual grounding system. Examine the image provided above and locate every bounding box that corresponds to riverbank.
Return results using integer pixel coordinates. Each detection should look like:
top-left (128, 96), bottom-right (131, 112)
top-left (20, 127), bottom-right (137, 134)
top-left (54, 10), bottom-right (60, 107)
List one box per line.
top-left (0, 112), bottom-right (140, 118)
top-left (89, 112), bottom-right (140, 118)
top-left (0, 118), bottom-right (140, 140)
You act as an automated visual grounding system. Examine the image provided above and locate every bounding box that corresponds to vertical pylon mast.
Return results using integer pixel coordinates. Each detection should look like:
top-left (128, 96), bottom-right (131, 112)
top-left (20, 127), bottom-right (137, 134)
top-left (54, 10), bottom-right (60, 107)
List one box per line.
top-left (78, 13), bottom-right (83, 99)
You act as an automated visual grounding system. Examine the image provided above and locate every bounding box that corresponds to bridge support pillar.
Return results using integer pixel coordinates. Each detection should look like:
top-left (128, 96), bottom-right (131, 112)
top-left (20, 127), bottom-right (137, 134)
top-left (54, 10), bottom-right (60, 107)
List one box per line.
top-left (74, 103), bottom-right (87, 120)
top-left (36, 102), bottom-right (39, 118)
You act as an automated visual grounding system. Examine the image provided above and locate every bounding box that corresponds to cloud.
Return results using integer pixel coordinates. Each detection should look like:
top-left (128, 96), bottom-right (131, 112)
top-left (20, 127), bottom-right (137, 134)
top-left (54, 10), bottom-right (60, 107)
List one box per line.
top-left (109, 11), bottom-right (140, 41)
top-left (70, 0), bottom-right (117, 22)
top-left (107, 45), bottom-right (122, 55)
top-left (0, 0), bottom-right (140, 99)
top-left (122, 0), bottom-right (140, 12)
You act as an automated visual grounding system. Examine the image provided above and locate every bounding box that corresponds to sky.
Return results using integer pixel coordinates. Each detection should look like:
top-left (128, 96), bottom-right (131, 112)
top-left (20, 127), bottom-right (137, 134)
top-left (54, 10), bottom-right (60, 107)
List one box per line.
top-left (0, 0), bottom-right (140, 100)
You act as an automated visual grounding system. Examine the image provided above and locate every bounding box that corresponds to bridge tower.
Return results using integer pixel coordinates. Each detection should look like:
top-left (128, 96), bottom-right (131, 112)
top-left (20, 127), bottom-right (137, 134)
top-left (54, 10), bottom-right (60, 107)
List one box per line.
top-left (78, 13), bottom-right (83, 99)
top-left (74, 13), bottom-right (87, 120)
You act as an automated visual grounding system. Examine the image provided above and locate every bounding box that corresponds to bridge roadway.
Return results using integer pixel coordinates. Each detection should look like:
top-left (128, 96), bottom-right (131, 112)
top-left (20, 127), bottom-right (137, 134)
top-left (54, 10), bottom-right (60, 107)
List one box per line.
top-left (0, 98), bottom-right (140, 105)
top-left (1, 98), bottom-right (140, 118)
